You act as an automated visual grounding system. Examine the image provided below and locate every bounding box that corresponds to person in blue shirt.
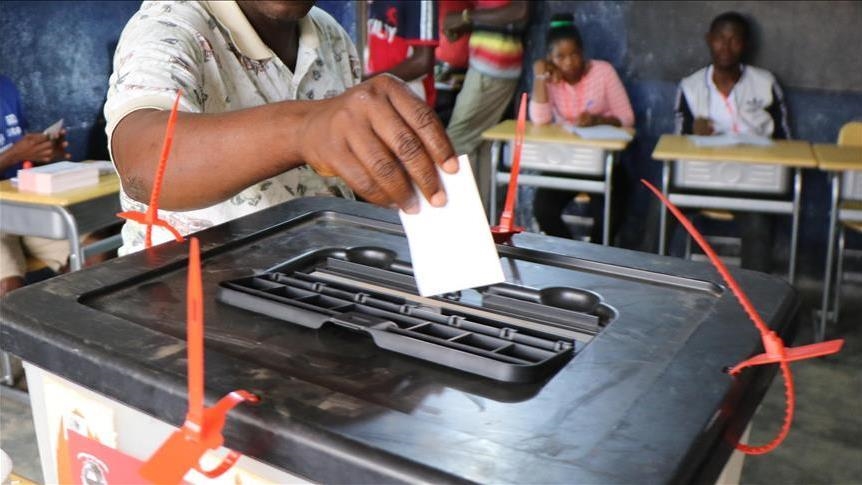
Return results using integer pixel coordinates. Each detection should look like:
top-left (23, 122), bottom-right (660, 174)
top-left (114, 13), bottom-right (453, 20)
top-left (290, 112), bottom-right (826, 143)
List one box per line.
top-left (1, 75), bottom-right (72, 296)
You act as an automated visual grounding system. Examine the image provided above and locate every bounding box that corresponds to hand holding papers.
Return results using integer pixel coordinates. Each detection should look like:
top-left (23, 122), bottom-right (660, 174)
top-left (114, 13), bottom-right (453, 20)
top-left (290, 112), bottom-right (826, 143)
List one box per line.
top-left (399, 155), bottom-right (505, 297)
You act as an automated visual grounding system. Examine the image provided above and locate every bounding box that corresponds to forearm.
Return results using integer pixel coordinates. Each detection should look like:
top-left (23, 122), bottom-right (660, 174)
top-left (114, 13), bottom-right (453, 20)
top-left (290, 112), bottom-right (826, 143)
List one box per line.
top-left (366, 47), bottom-right (435, 84)
top-left (112, 101), bottom-right (313, 210)
top-left (0, 146), bottom-right (20, 172)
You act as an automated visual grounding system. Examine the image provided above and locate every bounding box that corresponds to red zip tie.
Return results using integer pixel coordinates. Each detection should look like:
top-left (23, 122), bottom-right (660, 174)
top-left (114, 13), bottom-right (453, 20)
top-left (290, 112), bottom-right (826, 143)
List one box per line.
top-left (139, 237), bottom-right (259, 484)
top-left (117, 90), bottom-right (184, 248)
top-left (641, 179), bottom-right (844, 454)
top-left (491, 92), bottom-right (528, 243)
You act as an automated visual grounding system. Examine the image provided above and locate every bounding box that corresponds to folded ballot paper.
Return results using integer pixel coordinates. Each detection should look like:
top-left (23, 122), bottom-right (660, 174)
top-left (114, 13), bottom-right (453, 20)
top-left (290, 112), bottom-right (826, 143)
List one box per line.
top-left (564, 124), bottom-right (633, 141)
top-left (399, 155), bottom-right (505, 297)
top-left (688, 133), bottom-right (774, 147)
top-left (17, 161), bottom-right (99, 194)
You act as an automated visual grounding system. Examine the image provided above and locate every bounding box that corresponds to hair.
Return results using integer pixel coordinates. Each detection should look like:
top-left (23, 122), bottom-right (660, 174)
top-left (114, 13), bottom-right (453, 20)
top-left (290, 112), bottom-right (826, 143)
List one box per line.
top-left (546, 13), bottom-right (582, 51)
top-left (709, 11), bottom-right (750, 42)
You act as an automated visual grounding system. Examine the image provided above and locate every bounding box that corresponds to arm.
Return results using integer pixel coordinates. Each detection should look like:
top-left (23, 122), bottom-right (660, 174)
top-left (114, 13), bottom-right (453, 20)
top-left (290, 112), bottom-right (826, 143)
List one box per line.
top-left (112, 75), bottom-right (456, 212)
top-left (443, 1), bottom-right (529, 39)
top-left (0, 133), bottom-right (63, 171)
top-left (766, 82), bottom-right (791, 140)
top-left (364, 45), bottom-right (436, 83)
top-left (529, 59), bottom-right (553, 125)
top-left (602, 65), bottom-right (634, 128)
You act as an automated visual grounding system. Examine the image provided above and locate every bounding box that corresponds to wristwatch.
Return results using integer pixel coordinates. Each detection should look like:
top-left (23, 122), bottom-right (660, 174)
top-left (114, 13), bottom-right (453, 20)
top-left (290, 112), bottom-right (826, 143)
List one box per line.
top-left (461, 8), bottom-right (472, 25)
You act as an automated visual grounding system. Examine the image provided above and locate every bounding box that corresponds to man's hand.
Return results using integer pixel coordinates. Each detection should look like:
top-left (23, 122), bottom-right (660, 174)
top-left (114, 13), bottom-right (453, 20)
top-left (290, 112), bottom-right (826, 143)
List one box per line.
top-left (442, 11), bottom-right (471, 41)
top-left (49, 129), bottom-right (72, 161)
top-left (693, 117), bottom-right (714, 136)
top-left (10, 133), bottom-right (56, 162)
top-left (299, 75), bottom-right (458, 213)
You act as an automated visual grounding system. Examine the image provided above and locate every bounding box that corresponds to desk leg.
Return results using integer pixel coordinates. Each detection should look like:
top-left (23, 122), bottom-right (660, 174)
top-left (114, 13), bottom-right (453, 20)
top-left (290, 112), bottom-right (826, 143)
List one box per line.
top-left (488, 140), bottom-right (502, 225)
top-left (55, 206), bottom-right (83, 272)
top-left (602, 152), bottom-right (614, 246)
top-left (658, 161), bottom-right (671, 255)
top-left (789, 168), bottom-right (802, 284)
top-left (819, 171), bottom-right (840, 342)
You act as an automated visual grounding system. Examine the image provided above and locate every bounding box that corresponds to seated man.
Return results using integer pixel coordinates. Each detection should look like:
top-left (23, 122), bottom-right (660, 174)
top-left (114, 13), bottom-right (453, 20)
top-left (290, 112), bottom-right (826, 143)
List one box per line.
top-left (673, 11), bottom-right (790, 272)
top-left (0, 75), bottom-right (71, 296)
top-left (107, 1), bottom-right (457, 255)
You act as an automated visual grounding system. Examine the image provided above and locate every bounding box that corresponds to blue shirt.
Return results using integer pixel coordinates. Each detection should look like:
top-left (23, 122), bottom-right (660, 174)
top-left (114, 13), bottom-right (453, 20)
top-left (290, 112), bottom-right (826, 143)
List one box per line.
top-left (0, 75), bottom-right (28, 180)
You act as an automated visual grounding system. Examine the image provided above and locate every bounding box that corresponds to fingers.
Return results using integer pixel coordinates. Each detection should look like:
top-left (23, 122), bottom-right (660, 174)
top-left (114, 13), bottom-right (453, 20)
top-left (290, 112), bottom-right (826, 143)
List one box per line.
top-left (346, 127), bottom-right (420, 213)
top-left (333, 141), bottom-right (391, 208)
top-left (382, 77), bottom-right (456, 169)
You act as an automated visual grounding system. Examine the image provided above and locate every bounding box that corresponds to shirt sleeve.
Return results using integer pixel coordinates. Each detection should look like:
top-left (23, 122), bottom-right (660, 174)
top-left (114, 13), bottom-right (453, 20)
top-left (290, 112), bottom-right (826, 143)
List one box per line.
top-left (767, 81), bottom-right (791, 140)
top-left (673, 83), bottom-right (693, 135)
top-left (104, 10), bottom-right (206, 157)
top-left (600, 64), bottom-right (634, 127)
top-left (529, 99), bottom-right (553, 125)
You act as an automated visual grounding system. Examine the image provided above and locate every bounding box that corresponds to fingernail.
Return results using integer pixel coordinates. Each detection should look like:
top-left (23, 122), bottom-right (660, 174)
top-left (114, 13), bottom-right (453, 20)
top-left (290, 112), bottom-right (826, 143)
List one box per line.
top-left (442, 157), bottom-right (459, 173)
top-left (430, 190), bottom-right (447, 207)
top-left (403, 197), bottom-right (420, 214)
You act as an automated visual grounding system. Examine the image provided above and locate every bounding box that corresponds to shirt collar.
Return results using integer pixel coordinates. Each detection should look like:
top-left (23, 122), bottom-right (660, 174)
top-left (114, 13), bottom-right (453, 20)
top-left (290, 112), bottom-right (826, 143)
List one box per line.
top-left (201, 1), bottom-right (320, 61)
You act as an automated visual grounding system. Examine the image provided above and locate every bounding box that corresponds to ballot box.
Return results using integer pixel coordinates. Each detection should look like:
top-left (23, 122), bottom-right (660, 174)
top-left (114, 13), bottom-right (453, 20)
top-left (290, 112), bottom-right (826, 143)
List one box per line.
top-left (0, 197), bottom-right (800, 484)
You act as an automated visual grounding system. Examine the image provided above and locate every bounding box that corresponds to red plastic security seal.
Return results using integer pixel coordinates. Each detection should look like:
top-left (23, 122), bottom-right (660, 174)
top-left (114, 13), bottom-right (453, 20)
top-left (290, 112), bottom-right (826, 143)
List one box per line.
top-left (138, 237), bottom-right (259, 484)
top-left (491, 92), bottom-right (528, 243)
top-left (641, 179), bottom-right (843, 454)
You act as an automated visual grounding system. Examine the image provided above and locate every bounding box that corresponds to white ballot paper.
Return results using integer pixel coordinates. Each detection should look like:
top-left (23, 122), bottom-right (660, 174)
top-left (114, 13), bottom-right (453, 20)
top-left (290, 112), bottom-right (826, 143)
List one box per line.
top-left (688, 133), bottom-right (774, 147)
top-left (399, 154), bottom-right (505, 296)
top-left (564, 124), bottom-right (633, 141)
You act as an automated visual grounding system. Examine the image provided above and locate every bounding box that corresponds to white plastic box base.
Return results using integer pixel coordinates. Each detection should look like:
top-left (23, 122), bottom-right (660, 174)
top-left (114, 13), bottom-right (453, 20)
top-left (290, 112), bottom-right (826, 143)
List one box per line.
top-left (674, 160), bottom-right (789, 194)
top-left (842, 170), bottom-right (862, 200)
top-left (23, 362), bottom-right (310, 484)
top-left (513, 142), bottom-right (606, 175)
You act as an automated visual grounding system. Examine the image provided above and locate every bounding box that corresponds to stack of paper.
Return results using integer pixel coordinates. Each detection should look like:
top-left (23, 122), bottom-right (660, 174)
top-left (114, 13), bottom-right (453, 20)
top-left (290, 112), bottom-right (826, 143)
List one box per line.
top-left (688, 133), bottom-right (774, 147)
top-left (17, 161), bottom-right (99, 194)
top-left (564, 124), bottom-right (633, 141)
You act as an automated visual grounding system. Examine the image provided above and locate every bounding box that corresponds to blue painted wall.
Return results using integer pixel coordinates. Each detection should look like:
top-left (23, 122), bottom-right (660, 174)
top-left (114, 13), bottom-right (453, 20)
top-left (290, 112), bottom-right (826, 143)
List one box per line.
top-left (2, 1), bottom-right (859, 278)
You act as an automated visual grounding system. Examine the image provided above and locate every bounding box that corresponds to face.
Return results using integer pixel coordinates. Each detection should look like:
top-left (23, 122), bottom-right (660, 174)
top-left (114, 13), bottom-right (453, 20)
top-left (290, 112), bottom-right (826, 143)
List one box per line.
top-left (549, 39), bottom-right (585, 81)
top-left (237, 1), bottom-right (315, 22)
top-left (707, 23), bottom-right (746, 69)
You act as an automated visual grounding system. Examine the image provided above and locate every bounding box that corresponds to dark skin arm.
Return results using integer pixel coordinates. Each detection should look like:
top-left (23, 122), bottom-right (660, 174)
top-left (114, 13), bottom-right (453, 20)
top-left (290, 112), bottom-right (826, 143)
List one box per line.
top-left (0, 131), bottom-right (70, 171)
top-left (112, 74), bottom-right (457, 213)
top-left (363, 45), bottom-right (436, 83)
top-left (443, 1), bottom-right (529, 40)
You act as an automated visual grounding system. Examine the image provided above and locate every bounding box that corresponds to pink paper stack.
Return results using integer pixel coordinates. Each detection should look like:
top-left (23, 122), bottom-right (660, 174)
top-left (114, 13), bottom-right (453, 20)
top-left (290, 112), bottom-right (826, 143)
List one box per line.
top-left (17, 162), bottom-right (99, 194)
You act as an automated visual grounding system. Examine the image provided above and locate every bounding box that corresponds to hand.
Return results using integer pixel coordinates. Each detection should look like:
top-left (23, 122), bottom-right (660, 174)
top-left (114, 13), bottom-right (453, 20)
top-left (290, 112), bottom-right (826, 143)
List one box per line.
top-left (533, 59), bottom-right (560, 83)
top-left (442, 11), bottom-right (471, 41)
top-left (299, 74), bottom-right (458, 213)
top-left (576, 112), bottom-right (600, 127)
top-left (50, 129), bottom-right (72, 161)
top-left (693, 118), bottom-right (714, 136)
top-left (10, 133), bottom-right (56, 162)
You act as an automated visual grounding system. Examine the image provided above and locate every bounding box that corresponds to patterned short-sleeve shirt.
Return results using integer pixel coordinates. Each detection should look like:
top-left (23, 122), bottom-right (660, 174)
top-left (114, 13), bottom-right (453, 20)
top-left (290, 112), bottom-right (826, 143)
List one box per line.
top-left (105, 0), bottom-right (361, 255)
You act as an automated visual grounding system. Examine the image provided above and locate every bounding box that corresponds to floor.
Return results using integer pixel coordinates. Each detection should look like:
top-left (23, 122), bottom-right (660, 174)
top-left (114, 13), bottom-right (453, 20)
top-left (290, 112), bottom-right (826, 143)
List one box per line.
top-left (0, 276), bottom-right (859, 484)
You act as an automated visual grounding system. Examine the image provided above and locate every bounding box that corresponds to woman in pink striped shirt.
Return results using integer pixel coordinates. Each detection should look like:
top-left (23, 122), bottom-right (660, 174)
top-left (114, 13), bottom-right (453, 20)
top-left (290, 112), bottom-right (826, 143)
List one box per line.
top-left (529, 14), bottom-right (634, 242)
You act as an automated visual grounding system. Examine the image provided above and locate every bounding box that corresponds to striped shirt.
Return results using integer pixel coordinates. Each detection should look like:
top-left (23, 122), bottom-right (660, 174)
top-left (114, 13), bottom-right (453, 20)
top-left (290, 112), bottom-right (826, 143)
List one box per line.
top-left (529, 60), bottom-right (634, 127)
top-left (467, 0), bottom-right (523, 79)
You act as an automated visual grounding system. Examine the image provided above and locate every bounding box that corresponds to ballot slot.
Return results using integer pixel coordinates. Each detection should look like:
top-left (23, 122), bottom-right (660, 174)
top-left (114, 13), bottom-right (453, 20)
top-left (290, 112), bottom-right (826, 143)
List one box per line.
top-left (217, 246), bottom-right (614, 383)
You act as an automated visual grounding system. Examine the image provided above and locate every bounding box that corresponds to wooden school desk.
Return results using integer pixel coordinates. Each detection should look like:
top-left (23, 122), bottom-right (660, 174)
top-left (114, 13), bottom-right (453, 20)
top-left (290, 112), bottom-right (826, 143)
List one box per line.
top-left (816, 144), bottom-right (862, 341)
top-left (652, 135), bottom-right (816, 282)
top-left (0, 171), bottom-right (121, 271)
top-left (482, 120), bottom-right (633, 245)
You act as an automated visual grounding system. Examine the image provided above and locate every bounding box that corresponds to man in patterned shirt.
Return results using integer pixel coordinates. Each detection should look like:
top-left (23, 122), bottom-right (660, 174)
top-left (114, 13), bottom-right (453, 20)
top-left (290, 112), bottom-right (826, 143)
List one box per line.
top-left (107, 1), bottom-right (456, 254)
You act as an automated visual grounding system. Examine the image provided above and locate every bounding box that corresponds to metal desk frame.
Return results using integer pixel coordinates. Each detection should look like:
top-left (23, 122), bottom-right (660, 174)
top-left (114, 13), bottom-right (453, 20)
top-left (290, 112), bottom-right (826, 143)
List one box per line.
top-left (0, 177), bottom-right (121, 385)
top-left (657, 161), bottom-right (803, 283)
top-left (488, 141), bottom-right (618, 245)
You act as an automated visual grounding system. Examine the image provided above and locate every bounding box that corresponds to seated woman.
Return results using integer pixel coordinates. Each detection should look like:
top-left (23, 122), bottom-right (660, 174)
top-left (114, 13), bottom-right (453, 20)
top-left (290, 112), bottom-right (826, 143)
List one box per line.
top-left (528, 13), bottom-right (633, 242)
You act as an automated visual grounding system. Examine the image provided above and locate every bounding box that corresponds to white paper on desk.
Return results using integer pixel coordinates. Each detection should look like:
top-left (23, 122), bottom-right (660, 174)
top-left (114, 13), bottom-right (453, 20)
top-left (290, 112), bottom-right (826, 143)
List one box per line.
top-left (83, 160), bottom-right (118, 175)
top-left (688, 133), bottom-right (774, 147)
top-left (399, 154), bottom-right (505, 296)
top-left (563, 124), bottom-right (633, 141)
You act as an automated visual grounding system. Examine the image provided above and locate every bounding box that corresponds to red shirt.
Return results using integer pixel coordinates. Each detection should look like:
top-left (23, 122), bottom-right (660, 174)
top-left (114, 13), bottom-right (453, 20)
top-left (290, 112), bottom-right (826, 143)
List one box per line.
top-left (435, 0), bottom-right (471, 69)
